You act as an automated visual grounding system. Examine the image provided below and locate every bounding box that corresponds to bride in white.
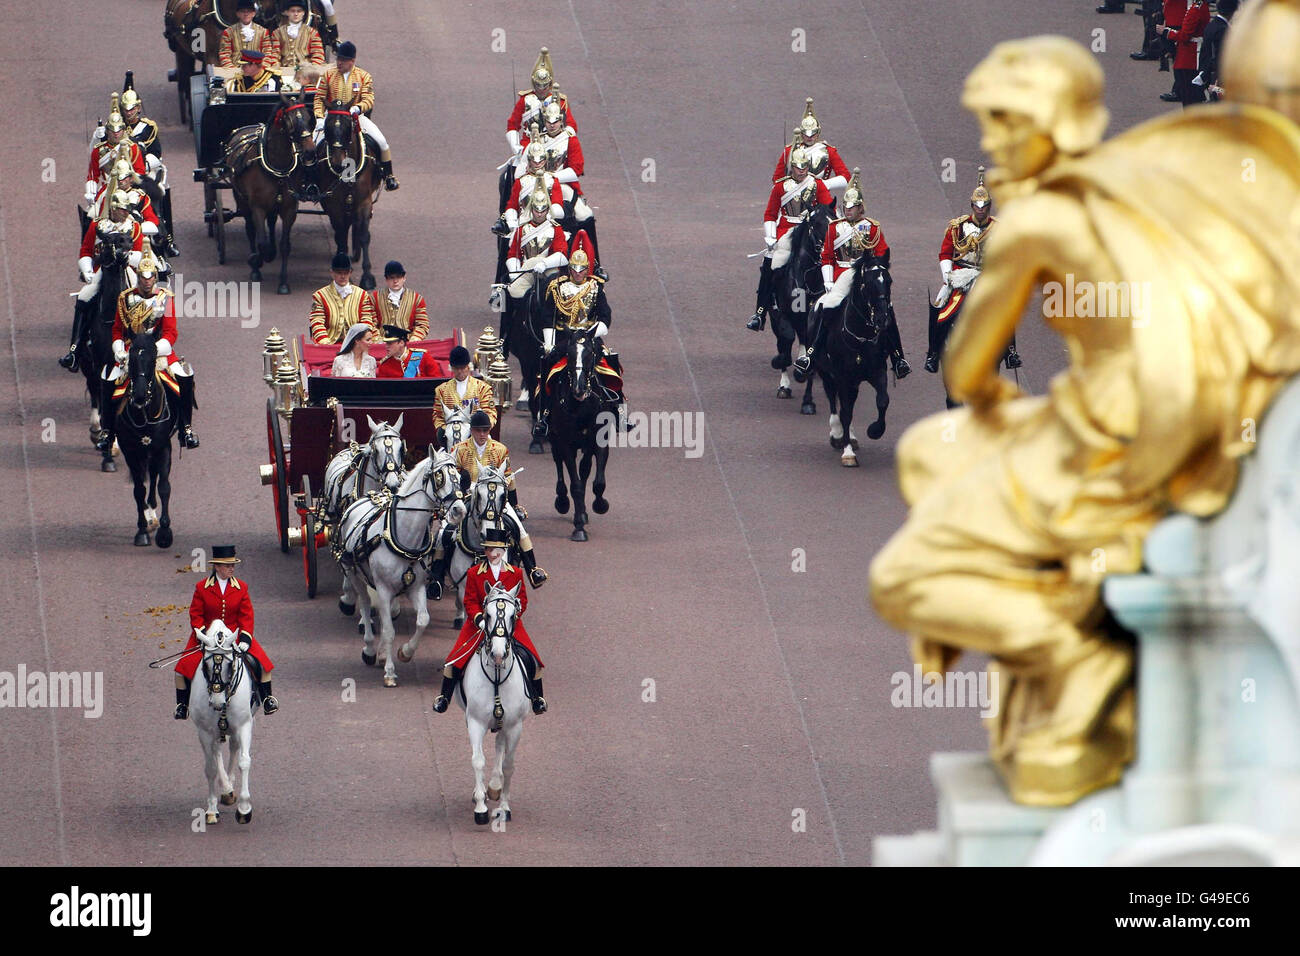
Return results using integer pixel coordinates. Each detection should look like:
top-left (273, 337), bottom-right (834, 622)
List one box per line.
top-left (332, 323), bottom-right (377, 378)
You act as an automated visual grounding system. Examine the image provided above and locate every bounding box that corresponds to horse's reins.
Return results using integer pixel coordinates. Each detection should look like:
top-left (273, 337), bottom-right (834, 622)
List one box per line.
top-left (201, 641), bottom-right (246, 741)
top-left (478, 597), bottom-right (520, 722)
top-left (257, 102), bottom-right (313, 179)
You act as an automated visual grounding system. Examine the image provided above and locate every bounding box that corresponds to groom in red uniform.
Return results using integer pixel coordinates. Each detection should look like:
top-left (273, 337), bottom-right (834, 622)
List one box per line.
top-left (174, 545), bottom-right (278, 718)
top-left (433, 529), bottom-right (547, 714)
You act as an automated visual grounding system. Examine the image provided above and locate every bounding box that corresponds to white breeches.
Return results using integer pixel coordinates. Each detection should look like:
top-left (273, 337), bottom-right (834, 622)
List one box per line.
top-left (508, 271), bottom-right (541, 298)
top-left (572, 196), bottom-right (593, 222)
top-left (769, 231), bottom-right (795, 269)
top-left (319, 0), bottom-right (335, 14)
top-left (314, 114), bottom-right (388, 153)
top-left (817, 269), bottom-right (855, 309)
top-left (77, 272), bottom-right (103, 302)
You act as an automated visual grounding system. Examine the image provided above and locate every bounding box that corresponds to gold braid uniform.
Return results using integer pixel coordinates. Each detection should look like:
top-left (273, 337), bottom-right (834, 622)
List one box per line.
top-left (433, 378), bottom-right (497, 430)
top-left (453, 438), bottom-right (514, 490)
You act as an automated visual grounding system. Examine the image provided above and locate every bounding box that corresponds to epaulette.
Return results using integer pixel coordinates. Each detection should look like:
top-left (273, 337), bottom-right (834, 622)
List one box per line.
top-left (947, 216), bottom-right (967, 230)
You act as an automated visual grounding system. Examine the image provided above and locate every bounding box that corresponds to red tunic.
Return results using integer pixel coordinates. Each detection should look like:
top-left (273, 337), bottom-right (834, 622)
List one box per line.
top-left (375, 348), bottom-right (444, 378)
top-left (764, 178), bottom-right (833, 240)
top-left (80, 219), bottom-right (145, 264)
top-left (87, 140), bottom-right (147, 188)
top-left (445, 562), bottom-right (542, 669)
top-left (771, 143), bottom-right (851, 184)
top-left (821, 219), bottom-right (889, 281)
top-left (113, 289), bottom-right (178, 348)
top-left (519, 129), bottom-right (585, 177)
top-left (506, 174), bottom-right (566, 214)
top-left (177, 575), bottom-right (273, 680)
top-left (1166, 0), bottom-right (1208, 70)
top-left (507, 221), bottom-right (568, 260)
top-left (507, 92), bottom-right (577, 133)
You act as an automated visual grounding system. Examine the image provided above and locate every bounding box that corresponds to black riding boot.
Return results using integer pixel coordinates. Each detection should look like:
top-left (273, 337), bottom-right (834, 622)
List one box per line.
top-left (161, 189), bottom-right (180, 257)
top-left (176, 374), bottom-right (200, 448)
top-left (60, 299), bottom-right (90, 371)
top-left (426, 528), bottom-right (453, 600)
top-left (259, 682), bottom-right (278, 714)
top-left (582, 219), bottom-right (609, 281)
top-left (748, 259), bottom-right (773, 331)
top-left (532, 381), bottom-right (549, 438)
top-left (433, 667), bottom-right (461, 712)
top-left (175, 681), bottom-right (190, 719)
top-left (532, 677), bottom-right (547, 715)
top-left (381, 159), bottom-right (400, 191)
top-left (519, 546), bottom-right (548, 588)
top-left (925, 301), bottom-right (943, 373)
top-left (96, 381), bottom-right (118, 452)
top-left (886, 310), bottom-right (911, 378)
top-left (1003, 333), bottom-right (1022, 370)
top-left (793, 304), bottom-right (829, 382)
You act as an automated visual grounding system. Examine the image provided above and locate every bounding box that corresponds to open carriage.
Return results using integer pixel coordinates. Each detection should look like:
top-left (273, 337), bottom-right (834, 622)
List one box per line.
top-left (257, 327), bottom-right (510, 597)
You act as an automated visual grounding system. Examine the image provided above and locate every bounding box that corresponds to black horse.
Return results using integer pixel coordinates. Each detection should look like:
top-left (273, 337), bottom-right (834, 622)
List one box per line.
top-left (809, 257), bottom-right (894, 466)
top-left (502, 277), bottom-right (550, 451)
top-left (116, 327), bottom-right (182, 547)
top-left (547, 330), bottom-right (611, 542)
top-left (75, 232), bottom-right (132, 473)
top-left (770, 205), bottom-right (833, 415)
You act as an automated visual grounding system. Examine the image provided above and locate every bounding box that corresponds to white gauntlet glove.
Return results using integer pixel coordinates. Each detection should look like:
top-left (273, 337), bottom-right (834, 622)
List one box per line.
top-left (84, 181), bottom-right (98, 204)
top-left (112, 340), bottom-right (127, 363)
top-left (821, 264), bottom-right (834, 289)
top-left (763, 220), bottom-right (777, 250)
top-left (157, 339), bottom-right (173, 358)
top-left (592, 321), bottom-right (609, 339)
top-left (78, 256), bottom-right (94, 283)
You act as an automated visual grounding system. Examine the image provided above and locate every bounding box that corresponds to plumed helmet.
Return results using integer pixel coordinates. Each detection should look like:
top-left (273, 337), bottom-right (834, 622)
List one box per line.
top-left (568, 229), bottom-right (595, 273)
top-left (842, 167), bottom-right (864, 211)
top-left (528, 182), bottom-right (552, 214)
top-left (531, 46), bottom-right (555, 90)
top-left (798, 97), bottom-right (821, 139)
top-left (108, 188), bottom-right (133, 214)
top-left (789, 146), bottom-right (812, 172)
top-left (541, 99), bottom-right (564, 127)
top-left (970, 165), bottom-right (991, 209)
top-left (106, 92), bottom-right (126, 134)
top-left (526, 140), bottom-right (547, 167)
top-left (136, 237), bottom-right (160, 279)
top-left (121, 71), bottom-right (142, 112)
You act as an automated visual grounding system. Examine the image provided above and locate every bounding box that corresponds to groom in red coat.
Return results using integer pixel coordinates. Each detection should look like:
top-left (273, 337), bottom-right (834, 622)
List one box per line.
top-left (174, 545), bottom-right (278, 718)
top-left (434, 528), bottom-right (546, 714)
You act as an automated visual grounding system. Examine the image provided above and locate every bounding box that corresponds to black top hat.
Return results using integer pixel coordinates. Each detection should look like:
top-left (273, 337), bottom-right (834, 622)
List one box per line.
top-left (448, 345), bottom-right (471, 367)
top-left (336, 40), bottom-right (357, 59)
top-left (211, 545), bottom-right (242, 565)
top-left (482, 528), bottom-right (511, 550)
top-left (384, 260), bottom-right (405, 277)
top-left (469, 410), bottom-right (492, 429)
top-left (330, 252), bottom-right (352, 272)
top-left (382, 324), bottom-right (409, 343)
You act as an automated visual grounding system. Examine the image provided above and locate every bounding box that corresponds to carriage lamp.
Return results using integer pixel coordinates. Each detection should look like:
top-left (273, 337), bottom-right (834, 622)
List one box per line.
top-left (208, 77), bottom-right (226, 106)
top-left (273, 356), bottom-right (299, 417)
top-left (487, 351), bottom-right (513, 411)
top-left (262, 327), bottom-right (287, 388)
top-left (474, 327), bottom-right (502, 375)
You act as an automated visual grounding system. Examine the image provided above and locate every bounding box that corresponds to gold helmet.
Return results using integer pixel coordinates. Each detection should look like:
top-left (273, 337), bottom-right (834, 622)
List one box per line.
top-left (111, 155), bottom-right (135, 184)
top-left (528, 181), bottom-right (551, 215)
top-left (970, 165), bottom-right (991, 209)
top-left (531, 47), bottom-right (556, 92)
top-left (137, 237), bottom-right (160, 279)
top-left (1222, 0), bottom-right (1300, 125)
top-left (541, 99), bottom-right (564, 128)
top-left (797, 97), bottom-right (821, 140)
top-left (569, 247), bottom-right (589, 270)
top-left (121, 71), bottom-right (141, 113)
top-left (789, 146), bottom-right (812, 172)
top-left (842, 167), bottom-right (864, 211)
top-left (106, 92), bottom-right (126, 134)
top-left (525, 140), bottom-right (547, 168)
top-left (108, 189), bottom-right (133, 215)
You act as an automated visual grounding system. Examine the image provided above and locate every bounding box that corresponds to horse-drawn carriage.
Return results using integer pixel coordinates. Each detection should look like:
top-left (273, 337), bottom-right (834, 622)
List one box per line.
top-left (256, 327), bottom-right (515, 597)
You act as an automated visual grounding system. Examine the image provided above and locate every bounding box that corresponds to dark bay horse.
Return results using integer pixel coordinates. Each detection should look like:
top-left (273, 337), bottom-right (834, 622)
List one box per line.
top-left (547, 331), bottom-right (610, 542)
top-left (503, 278), bottom-right (549, 450)
top-left (226, 94), bottom-right (315, 294)
top-left (316, 104), bottom-right (381, 290)
top-left (771, 205), bottom-right (832, 415)
top-left (810, 257), bottom-right (894, 467)
top-left (80, 233), bottom-right (132, 473)
top-left (116, 327), bottom-right (181, 547)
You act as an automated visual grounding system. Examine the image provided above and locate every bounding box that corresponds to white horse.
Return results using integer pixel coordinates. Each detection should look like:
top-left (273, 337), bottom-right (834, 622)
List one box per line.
top-left (459, 583), bottom-right (531, 825)
top-left (440, 404), bottom-right (472, 455)
top-left (337, 449), bottom-right (464, 687)
top-left (445, 465), bottom-right (529, 629)
top-left (190, 620), bottom-right (255, 825)
top-left (324, 416), bottom-right (406, 620)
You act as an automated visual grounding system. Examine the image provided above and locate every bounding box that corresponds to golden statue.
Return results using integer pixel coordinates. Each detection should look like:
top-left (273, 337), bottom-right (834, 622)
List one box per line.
top-left (869, 21), bottom-right (1300, 807)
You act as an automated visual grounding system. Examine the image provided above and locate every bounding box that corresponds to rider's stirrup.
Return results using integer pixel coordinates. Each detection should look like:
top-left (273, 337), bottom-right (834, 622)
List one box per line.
top-left (924, 352), bottom-right (940, 374)
top-left (746, 309), bottom-right (766, 332)
top-left (59, 348), bottom-right (79, 372)
top-left (262, 695), bottom-right (279, 715)
top-left (182, 426), bottom-right (200, 449)
top-left (532, 697), bottom-right (548, 715)
top-left (174, 702), bottom-right (188, 720)
top-left (1004, 348), bottom-right (1023, 370)
top-left (892, 353), bottom-right (912, 379)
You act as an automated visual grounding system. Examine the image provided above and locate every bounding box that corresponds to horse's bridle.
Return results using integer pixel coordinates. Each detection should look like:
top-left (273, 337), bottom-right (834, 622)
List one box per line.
top-left (478, 593), bottom-right (519, 721)
top-left (200, 636), bottom-right (246, 740)
top-left (259, 101), bottom-right (314, 178)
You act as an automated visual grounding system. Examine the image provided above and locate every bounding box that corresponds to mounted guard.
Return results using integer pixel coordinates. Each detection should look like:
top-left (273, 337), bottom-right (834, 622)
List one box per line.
top-left (506, 47), bottom-right (578, 155)
top-left (929, 165), bottom-right (1020, 376)
top-left (312, 40), bottom-right (399, 190)
top-left (117, 72), bottom-right (179, 258)
top-left (772, 98), bottom-right (851, 193)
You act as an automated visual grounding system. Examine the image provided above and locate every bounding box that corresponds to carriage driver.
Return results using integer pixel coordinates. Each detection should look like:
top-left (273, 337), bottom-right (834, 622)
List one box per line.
top-left (175, 545), bottom-right (277, 719)
top-left (99, 239), bottom-right (200, 451)
top-left (746, 146), bottom-right (833, 332)
top-left (794, 169), bottom-right (910, 379)
top-left (432, 345), bottom-right (497, 447)
top-left (311, 40), bottom-right (400, 191)
top-left (433, 528), bottom-right (547, 715)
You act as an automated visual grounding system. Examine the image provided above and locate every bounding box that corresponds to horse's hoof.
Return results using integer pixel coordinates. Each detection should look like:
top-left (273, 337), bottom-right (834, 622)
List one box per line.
top-left (206, 812), bottom-right (219, 825)
top-left (528, 439), bottom-right (544, 454)
top-left (236, 809), bottom-right (252, 824)
top-left (277, 283), bottom-right (290, 296)
top-left (155, 527), bottom-right (173, 549)
top-left (383, 674), bottom-right (397, 688)
top-left (133, 532), bottom-right (151, 547)
top-left (396, 645), bottom-right (412, 663)
top-left (500, 810), bottom-right (511, 822)
top-left (866, 421), bottom-right (886, 440)
top-left (250, 270), bottom-right (262, 282)
top-left (841, 454), bottom-right (860, 468)
top-left (829, 435), bottom-right (846, 450)
top-left (359, 274), bottom-right (376, 291)
top-left (338, 599), bottom-right (356, 617)
top-left (220, 791), bottom-right (237, 806)
top-left (776, 386), bottom-right (792, 399)
top-left (452, 616), bottom-right (465, 630)
top-left (850, 437), bottom-right (861, 450)
top-left (800, 401), bottom-right (817, 416)
top-left (570, 528), bottom-right (588, 542)
top-left (516, 397), bottom-right (529, 413)
top-left (554, 495), bottom-right (570, 515)
top-left (592, 497), bottom-right (609, 514)
top-left (474, 811), bottom-right (490, 826)
top-left (487, 786), bottom-right (502, 800)
top-left (361, 649), bottom-right (376, 666)
top-left (101, 459), bottom-right (117, 473)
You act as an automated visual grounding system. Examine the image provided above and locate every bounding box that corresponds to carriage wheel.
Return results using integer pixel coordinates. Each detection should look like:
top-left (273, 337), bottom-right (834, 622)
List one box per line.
top-left (214, 191), bottom-right (227, 265)
top-left (303, 513), bottom-right (319, 598)
top-left (266, 399), bottom-right (290, 553)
